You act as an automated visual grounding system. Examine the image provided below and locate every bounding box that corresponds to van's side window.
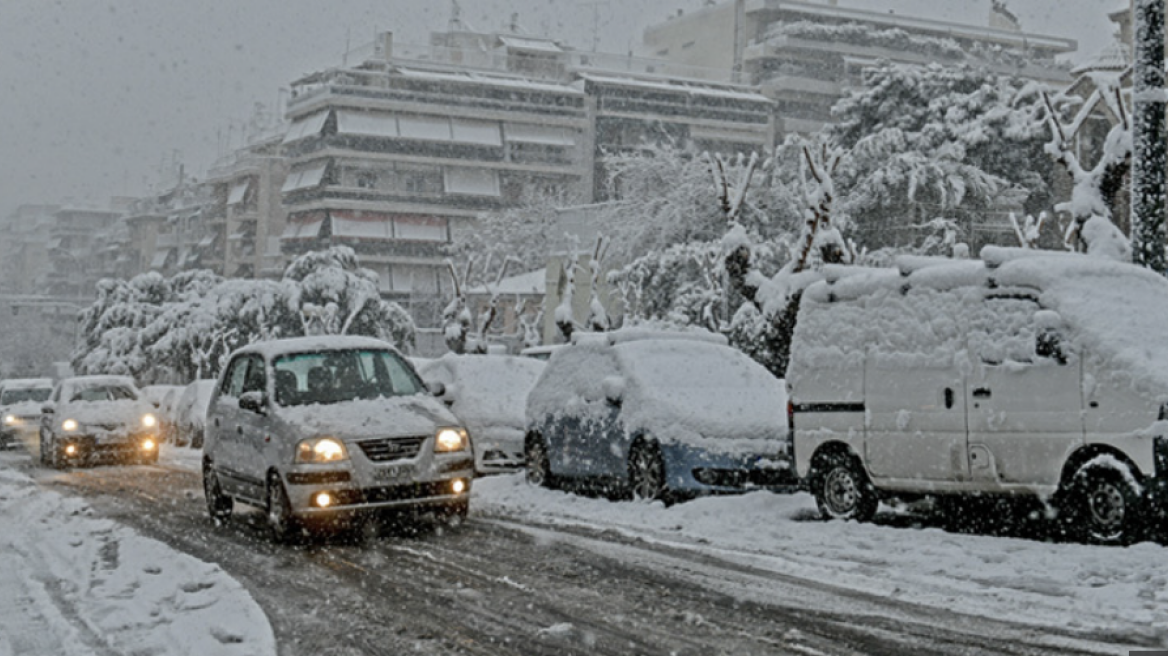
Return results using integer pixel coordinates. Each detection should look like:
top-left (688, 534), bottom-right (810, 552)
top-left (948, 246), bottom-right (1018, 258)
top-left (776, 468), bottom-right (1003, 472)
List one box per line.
top-left (969, 297), bottom-right (1040, 365)
top-left (1035, 327), bottom-right (1069, 365)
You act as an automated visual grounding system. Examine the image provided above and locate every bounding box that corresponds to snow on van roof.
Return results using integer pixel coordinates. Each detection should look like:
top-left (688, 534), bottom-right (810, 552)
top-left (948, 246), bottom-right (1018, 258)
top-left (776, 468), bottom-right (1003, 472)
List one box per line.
top-left (231, 335), bottom-right (398, 359)
top-left (801, 247), bottom-right (1168, 399)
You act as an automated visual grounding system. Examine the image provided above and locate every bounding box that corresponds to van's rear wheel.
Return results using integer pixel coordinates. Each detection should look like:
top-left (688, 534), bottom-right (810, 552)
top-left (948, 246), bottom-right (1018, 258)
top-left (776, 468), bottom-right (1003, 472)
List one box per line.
top-left (1062, 462), bottom-right (1144, 545)
top-left (812, 451), bottom-right (878, 522)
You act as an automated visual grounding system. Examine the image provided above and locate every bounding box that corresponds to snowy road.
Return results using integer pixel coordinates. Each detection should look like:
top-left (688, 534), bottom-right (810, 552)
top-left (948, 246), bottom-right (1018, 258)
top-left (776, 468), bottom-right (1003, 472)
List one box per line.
top-left (2, 444), bottom-right (1156, 656)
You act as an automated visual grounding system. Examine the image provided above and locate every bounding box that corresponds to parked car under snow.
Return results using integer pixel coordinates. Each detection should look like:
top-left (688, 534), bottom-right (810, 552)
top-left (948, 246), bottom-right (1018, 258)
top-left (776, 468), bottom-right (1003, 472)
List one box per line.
top-left (202, 336), bottom-right (474, 541)
top-left (39, 376), bottom-right (161, 468)
top-left (173, 379), bottom-right (217, 448)
top-left (0, 377), bottom-right (54, 450)
top-left (524, 330), bottom-right (793, 503)
top-left (418, 354), bottom-right (545, 475)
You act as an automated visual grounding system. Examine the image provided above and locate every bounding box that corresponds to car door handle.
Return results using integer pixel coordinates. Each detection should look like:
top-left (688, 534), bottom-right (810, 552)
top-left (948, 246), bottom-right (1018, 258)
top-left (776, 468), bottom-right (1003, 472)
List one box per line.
top-left (236, 426), bottom-right (243, 435)
top-left (943, 387), bottom-right (955, 409)
top-left (972, 388), bottom-right (992, 399)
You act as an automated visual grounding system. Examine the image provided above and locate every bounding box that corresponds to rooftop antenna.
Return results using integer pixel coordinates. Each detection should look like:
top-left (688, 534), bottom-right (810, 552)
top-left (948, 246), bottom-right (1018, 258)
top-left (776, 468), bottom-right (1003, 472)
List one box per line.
top-left (449, 0), bottom-right (464, 31)
top-left (580, 1), bottom-right (610, 52)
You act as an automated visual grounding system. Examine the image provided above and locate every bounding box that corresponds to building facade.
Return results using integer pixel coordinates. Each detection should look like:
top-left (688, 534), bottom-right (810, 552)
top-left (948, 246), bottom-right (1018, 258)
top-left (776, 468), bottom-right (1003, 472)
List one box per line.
top-left (644, 0), bottom-right (1077, 134)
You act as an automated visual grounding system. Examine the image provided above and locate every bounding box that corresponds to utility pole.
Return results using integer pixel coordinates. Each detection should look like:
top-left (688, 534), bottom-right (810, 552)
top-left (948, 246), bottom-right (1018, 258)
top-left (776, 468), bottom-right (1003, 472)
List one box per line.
top-left (1131, 0), bottom-right (1166, 272)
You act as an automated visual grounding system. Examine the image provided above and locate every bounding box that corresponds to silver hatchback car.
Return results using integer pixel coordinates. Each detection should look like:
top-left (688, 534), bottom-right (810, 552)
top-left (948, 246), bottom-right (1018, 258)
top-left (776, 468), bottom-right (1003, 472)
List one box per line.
top-left (202, 336), bottom-right (473, 541)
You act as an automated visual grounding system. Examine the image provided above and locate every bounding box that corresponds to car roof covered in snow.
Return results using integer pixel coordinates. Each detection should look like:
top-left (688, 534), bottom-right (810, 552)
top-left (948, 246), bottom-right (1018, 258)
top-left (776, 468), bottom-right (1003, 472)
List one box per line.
top-left (59, 375), bottom-right (137, 388)
top-left (0, 378), bottom-right (54, 390)
top-left (228, 335), bottom-right (401, 361)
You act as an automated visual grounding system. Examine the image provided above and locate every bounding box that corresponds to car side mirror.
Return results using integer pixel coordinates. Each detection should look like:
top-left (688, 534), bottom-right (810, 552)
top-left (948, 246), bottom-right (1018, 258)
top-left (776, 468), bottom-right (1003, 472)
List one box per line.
top-left (41, 404), bottom-right (55, 414)
top-left (239, 391), bottom-right (267, 415)
top-left (428, 381), bottom-right (446, 398)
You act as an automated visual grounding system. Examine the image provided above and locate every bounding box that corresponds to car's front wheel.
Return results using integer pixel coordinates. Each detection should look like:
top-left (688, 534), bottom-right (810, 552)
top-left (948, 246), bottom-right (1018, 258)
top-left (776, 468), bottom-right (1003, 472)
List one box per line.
top-left (267, 474), bottom-right (300, 543)
top-left (525, 433), bottom-right (552, 488)
top-left (203, 462), bottom-right (233, 523)
top-left (628, 439), bottom-right (668, 503)
top-left (811, 450), bottom-right (878, 522)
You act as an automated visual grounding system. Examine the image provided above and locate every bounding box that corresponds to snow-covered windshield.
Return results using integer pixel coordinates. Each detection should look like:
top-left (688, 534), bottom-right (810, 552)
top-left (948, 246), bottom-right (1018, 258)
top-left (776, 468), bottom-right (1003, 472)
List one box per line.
top-left (272, 349), bottom-right (423, 406)
top-left (1, 388), bottom-right (51, 404)
top-left (69, 384), bottom-right (138, 403)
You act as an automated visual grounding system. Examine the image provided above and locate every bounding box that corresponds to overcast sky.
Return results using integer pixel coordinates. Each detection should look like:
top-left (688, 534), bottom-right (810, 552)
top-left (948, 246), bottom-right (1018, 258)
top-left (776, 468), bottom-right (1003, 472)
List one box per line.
top-left (0, 0), bottom-right (1120, 219)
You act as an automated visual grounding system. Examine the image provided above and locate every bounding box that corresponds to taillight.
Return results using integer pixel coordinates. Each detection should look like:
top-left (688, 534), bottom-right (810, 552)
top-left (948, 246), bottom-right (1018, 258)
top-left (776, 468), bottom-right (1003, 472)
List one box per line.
top-left (787, 399), bottom-right (795, 431)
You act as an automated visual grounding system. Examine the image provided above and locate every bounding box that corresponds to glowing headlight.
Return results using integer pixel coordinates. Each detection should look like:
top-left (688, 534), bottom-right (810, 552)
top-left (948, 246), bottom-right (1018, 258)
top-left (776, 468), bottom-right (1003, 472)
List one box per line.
top-left (3, 414), bottom-right (17, 426)
top-left (62, 419), bottom-right (79, 432)
top-left (434, 428), bottom-right (469, 453)
top-left (295, 437), bottom-right (349, 463)
top-left (141, 413), bottom-right (157, 428)
top-left (141, 439), bottom-right (156, 451)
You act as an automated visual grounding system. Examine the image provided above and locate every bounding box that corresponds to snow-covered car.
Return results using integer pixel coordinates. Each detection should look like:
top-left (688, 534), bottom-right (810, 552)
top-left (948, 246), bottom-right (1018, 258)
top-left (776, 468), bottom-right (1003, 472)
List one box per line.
top-left (202, 336), bottom-right (473, 541)
top-left (173, 380), bottom-right (217, 448)
top-left (140, 384), bottom-right (184, 444)
top-left (418, 354), bottom-right (545, 475)
top-left (788, 248), bottom-right (1168, 545)
top-left (39, 376), bottom-right (160, 468)
top-left (0, 377), bottom-right (54, 450)
top-left (524, 330), bottom-right (792, 503)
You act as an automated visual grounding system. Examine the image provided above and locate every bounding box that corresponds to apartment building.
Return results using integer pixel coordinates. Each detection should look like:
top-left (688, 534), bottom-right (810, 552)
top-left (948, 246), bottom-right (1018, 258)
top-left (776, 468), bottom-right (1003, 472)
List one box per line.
top-left (205, 133), bottom-right (288, 279)
top-left (644, 0), bottom-right (1077, 134)
top-left (45, 205), bottom-right (125, 300)
top-left (0, 204), bottom-right (59, 296)
top-left (280, 29), bottom-right (774, 335)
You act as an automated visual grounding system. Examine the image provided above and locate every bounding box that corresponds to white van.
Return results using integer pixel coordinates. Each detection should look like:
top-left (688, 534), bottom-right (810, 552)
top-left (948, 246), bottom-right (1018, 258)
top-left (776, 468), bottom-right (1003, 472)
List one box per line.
top-left (787, 247), bottom-right (1168, 544)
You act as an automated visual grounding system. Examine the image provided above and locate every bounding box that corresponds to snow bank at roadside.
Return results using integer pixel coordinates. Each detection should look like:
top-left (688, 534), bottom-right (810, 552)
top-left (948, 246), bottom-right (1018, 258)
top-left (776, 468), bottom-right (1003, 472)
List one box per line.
top-left (0, 466), bottom-right (274, 656)
top-left (473, 474), bottom-right (1167, 649)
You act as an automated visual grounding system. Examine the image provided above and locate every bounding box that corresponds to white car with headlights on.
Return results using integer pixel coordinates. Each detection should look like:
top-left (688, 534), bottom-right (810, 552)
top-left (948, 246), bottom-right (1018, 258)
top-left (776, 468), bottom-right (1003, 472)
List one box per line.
top-left (0, 377), bottom-right (54, 450)
top-left (202, 336), bottom-right (474, 542)
top-left (39, 376), bottom-right (160, 468)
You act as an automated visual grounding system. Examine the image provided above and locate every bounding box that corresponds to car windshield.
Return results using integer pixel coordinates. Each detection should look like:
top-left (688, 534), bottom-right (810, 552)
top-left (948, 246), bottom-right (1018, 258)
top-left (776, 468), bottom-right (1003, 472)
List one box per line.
top-left (1, 388), bottom-right (52, 404)
top-left (273, 349), bottom-right (424, 407)
top-left (69, 384), bottom-right (138, 402)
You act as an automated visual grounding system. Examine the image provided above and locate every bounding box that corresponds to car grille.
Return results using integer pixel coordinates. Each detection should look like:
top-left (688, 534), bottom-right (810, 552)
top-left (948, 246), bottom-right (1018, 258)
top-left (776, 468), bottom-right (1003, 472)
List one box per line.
top-left (357, 436), bottom-right (426, 462)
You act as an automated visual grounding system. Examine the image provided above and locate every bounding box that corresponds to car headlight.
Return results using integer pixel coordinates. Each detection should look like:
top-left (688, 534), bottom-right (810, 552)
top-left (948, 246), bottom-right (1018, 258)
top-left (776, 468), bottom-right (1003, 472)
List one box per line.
top-left (3, 414), bottom-right (17, 426)
top-left (295, 437), bottom-right (349, 463)
top-left (434, 427), bottom-right (469, 453)
top-left (141, 413), bottom-right (157, 428)
top-left (62, 419), bottom-right (79, 432)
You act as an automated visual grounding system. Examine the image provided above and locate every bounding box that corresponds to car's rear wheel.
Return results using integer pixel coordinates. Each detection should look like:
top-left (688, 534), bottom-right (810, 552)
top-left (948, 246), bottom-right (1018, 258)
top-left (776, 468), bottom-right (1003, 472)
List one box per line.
top-left (525, 433), bottom-right (552, 488)
top-left (267, 474), bottom-right (299, 543)
top-left (203, 463), bottom-right (233, 523)
top-left (629, 439), bottom-right (668, 503)
top-left (811, 450), bottom-right (878, 522)
top-left (1061, 462), bottom-right (1144, 545)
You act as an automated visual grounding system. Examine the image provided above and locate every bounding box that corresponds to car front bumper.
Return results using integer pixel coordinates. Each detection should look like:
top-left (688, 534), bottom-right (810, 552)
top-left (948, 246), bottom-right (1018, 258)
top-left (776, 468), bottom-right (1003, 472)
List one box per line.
top-left (661, 442), bottom-right (796, 495)
top-left (282, 453), bottom-right (475, 519)
top-left (52, 431), bottom-right (159, 461)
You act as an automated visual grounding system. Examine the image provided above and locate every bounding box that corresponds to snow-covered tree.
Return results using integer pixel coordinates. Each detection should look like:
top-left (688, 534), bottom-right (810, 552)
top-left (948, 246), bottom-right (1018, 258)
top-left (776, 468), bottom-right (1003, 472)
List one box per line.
top-left (829, 62), bottom-right (1054, 250)
top-left (1041, 84), bottom-right (1133, 261)
top-left (73, 247), bottom-right (414, 382)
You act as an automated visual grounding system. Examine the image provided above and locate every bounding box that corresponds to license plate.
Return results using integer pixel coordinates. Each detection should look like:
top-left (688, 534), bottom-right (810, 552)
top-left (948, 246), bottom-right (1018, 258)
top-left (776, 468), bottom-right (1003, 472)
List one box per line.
top-left (373, 464), bottom-right (414, 482)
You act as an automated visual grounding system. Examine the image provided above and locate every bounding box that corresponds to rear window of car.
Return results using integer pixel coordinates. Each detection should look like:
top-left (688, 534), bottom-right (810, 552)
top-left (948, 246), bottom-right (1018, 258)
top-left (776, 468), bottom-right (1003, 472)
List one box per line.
top-left (273, 349), bottom-right (424, 406)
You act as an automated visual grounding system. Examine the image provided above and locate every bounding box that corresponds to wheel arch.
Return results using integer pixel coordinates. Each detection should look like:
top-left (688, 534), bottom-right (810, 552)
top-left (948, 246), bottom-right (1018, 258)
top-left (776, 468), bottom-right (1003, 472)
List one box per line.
top-left (1058, 444), bottom-right (1146, 492)
top-left (807, 440), bottom-right (864, 481)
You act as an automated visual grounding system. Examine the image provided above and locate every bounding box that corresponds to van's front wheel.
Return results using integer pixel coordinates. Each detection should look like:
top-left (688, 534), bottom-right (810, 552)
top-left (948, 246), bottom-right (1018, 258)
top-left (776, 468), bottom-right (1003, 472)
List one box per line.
top-left (811, 451), bottom-right (878, 522)
top-left (1062, 462), bottom-right (1144, 545)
